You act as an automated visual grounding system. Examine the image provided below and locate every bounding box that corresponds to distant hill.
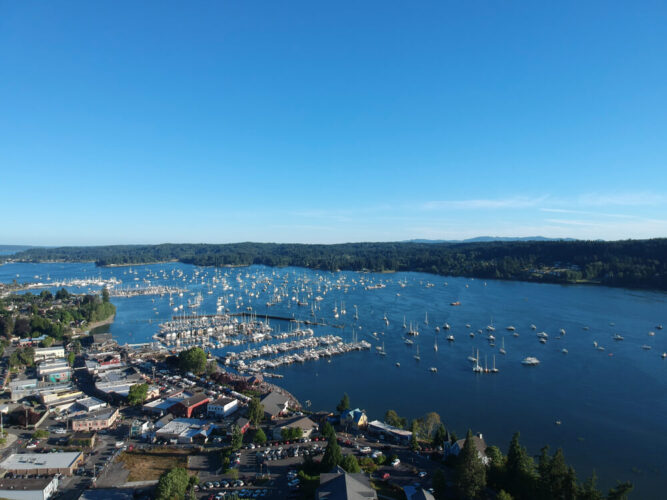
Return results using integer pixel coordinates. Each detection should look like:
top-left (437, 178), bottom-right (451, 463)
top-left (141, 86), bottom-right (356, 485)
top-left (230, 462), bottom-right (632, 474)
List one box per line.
top-left (407, 236), bottom-right (579, 243)
top-left (0, 245), bottom-right (36, 255)
top-left (8, 239), bottom-right (667, 290)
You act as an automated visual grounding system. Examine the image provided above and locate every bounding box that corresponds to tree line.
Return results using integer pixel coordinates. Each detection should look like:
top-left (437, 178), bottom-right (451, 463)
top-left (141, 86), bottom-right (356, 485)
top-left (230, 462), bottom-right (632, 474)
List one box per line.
top-left (8, 239), bottom-right (667, 290)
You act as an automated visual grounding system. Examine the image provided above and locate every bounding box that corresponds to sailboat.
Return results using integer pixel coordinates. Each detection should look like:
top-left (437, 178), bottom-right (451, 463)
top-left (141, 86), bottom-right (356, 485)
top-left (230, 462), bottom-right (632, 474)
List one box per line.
top-left (403, 315), bottom-right (407, 328)
top-left (472, 349), bottom-right (483, 372)
top-left (354, 305), bottom-right (359, 320)
top-left (434, 336), bottom-right (438, 352)
top-left (414, 344), bottom-right (421, 361)
top-left (424, 311), bottom-right (429, 326)
top-left (379, 341), bottom-right (386, 356)
top-left (499, 337), bottom-right (506, 355)
top-left (491, 355), bottom-right (499, 373)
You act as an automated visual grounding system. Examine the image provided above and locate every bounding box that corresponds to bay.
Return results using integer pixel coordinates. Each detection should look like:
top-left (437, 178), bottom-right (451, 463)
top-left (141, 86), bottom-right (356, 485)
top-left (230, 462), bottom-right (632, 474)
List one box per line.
top-left (1, 261), bottom-right (665, 497)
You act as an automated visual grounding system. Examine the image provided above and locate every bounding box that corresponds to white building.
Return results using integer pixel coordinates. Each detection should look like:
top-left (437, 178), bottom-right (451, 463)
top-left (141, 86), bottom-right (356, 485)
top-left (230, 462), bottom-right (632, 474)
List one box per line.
top-left (0, 477), bottom-right (59, 500)
top-left (33, 347), bottom-right (65, 362)
top-left (207, 397), bottom-right (238, 418)
top-left (76, 396), bottom-right (107, 412)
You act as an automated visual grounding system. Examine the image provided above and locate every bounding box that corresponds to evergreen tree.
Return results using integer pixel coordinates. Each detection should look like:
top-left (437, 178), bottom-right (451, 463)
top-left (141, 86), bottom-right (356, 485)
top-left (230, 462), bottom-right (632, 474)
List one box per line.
top-left (432, 468), bottom-right (447, 500)
top-left (247, 397), bottom-right (264, 426)
top-left (410, 420), bottom-right (419, 451)
top-left (579, 470), bottom-right (603, 500)
top-left (497, 491), bottom-right (514, 500)
top-left (485, 445), bottom-right (506, 491)
top-left (455, 429), bottom-right (486, 499)
top-left (230, 425), bottom-right (243, 451)
top-left (336, 393), bottom-right (350, 413)
top-left (253, 428), bottom-right (267, 444)
top-left (505, 432), bottom-right (535, 499)
top-left (321, 421), bottom-right (336, 441)
top-left (321, 437), bottom-right (343, 472)
top-left (606, 481), bottom-right (633, 500)
top-left (433, 423), bottom-right (447, 447)
top-left (155, 467), bottom-right (189, 500)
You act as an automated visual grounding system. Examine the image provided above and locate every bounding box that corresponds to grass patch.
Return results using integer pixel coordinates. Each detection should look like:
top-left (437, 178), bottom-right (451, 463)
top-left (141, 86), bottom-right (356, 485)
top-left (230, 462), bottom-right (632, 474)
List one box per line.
top-left (117, 447), bottom-right (189, 482)
top-left (371, 480), bottom-right (407, 500)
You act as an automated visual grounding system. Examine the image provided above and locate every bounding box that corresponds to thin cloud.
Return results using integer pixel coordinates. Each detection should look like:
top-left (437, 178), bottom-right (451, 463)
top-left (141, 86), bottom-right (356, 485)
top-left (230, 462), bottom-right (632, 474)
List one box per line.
top-left (421, 196), bottom-right (549, 210)
top-left (577, 192), bottom-right (667, 207)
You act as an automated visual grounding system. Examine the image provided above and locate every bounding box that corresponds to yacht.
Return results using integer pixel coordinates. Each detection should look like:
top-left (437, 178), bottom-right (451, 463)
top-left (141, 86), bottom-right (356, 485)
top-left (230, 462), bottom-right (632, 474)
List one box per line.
top-left (396, 362), bottom-right (401, 367)
top-left (562, 348), bottom-right (568, 354)
top-left (404, 338), bottom-right (413, 345)
top-left (443, 323), bottom-right (451, 330)
top-left (521, 356), bottom-right (540, 366)
top-left (530, 324), bottom-right (537, 330)
top-left (612, 334), bottom-right (624, 341)
top-left (506, 326), bottom-right (515, 331)
top-left (446, 335), bottom-right (455, 342)
top-left (467, 348), bottom-right (478, 363)
top-left (641, 344), bottom-right (652, 350)
top-left (429, 367), bottom-right (438, 373)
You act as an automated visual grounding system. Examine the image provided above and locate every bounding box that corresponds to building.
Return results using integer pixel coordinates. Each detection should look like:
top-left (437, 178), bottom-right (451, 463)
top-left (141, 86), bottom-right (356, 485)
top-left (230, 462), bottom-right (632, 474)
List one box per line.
top-left (207, 397), bottom-right (239, 418)
top-left (235, 417), bottom-right (250, 434)
top-left (76, 396), bottom-right (107, 412)
top-left (95, 368), bottom-right (143, 398)
top-left (0, 452), bottom-right (83, 476)
top-left (71, 408), bottom-right (120, 432)
top-left (85, 352), bottom-right (122, 374)
top-left (40, 388), bottom-right (82, 407)
top-left (367, 420), bottom-right (412, 444)
top-left (260, 391), bottom-right (290, 419)
top-left (403, 486), bottom-right (436, 500)
top-left (170, 393), bottom-right (210, 418)
top-left (445, 433), bottom-right (489, 465)
top-left (90, 333), bottom-right (116, 350)
top-left (272, 415), bottom-right (318, 440)
top-left (0, 476), bottom-right (59, 500)
top-left (155, 418), bottom-right (215, 444)
top-left (33, 347), bottom-right (65, 362)
top-left (142, 391), bottom-right (190, 416)
top-left (36, 359), bottom-right (71, 383)
top-left (316, 466), bottom-right (378, 500)
top-left (340, 409), bottom-right (367, 430)
top-left (9, 378), bottom-right (74, 403)
top-left (130, 419), bottom-right (151, 438)
top-left (68, 432), bottom-right (96, 448)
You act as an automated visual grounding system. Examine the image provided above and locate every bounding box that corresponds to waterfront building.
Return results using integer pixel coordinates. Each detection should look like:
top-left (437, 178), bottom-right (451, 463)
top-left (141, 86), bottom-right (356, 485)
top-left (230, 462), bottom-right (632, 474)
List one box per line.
top-left (316, 465), bottom-right (377, 499)
top-left (170, 393), bottom-right (210, 418)
top-left (272, 415), bottom-right (318, 440)
top-left (367, 420), bottom-right (413, 444)
top-left (260, 391), bottom-right (290, 420)
top-left (340, 408), bottom-right (368, 430)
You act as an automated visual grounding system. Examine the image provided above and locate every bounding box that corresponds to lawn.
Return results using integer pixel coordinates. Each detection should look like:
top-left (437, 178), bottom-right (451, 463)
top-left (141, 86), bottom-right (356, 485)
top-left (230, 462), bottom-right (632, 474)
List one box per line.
top-left (117, 447), bottom-right (190, 481)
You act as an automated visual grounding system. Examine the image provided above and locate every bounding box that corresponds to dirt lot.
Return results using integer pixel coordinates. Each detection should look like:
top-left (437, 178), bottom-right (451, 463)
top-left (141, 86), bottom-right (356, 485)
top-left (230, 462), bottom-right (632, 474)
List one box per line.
top-left (117, 447), bottom-right (189, 481)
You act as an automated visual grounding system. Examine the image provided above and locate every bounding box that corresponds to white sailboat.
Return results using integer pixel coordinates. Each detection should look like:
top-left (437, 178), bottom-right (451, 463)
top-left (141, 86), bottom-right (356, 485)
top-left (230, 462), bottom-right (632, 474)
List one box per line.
top-left (414, 344), bottom-right (421, 361)
top-left (434, 336), bottom-right (438, 352)
top-left (499, 337), bottom-right (506, 355)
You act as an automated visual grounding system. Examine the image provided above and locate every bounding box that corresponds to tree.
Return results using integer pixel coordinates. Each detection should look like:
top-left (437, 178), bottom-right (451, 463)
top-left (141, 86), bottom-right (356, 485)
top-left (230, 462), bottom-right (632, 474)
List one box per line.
top-left (485, 445), bottom-right (506, 491)
top-left (33, 429), bottom-right (49, 439)
top-left (40, 336), bottom-right (54, 347)
top-left (336, 393), bottom-right (350, 413)
top-left (127, 383), bottom-right (149, 406)
top-left (433, 423), bottom-right (447, 447)
top-left (505, 432), bottom-right (536, 499)
top-left (384, 409), bottom-right (407, 429)
top-left (13, 317), bottom-right (30, 337)
top-left (410, 420), bottom-right (419, 451)
top-left (321, 437), bottom-right (343, 472)
top-left (178, 347), bottom-right (207, 374)
top-left (254, 428), bottom-right (267, 445)
top-left (321, 421), bottom-right (336, 441)
top-left (55, 288), bottom-right (70, 300)
top-left (421, 411), bottom-right (442, 440)
top-left (455, 429), bottom-right (486, 499)
top-left (102, 287), bottom-right (110, 303)
top-left (231, 425), bottom-right (243, 451)
top-left (155, 467), bottom-right (189, 500)
top-left (281, 427), bottom-right (303, 441)
top-left (0, 316), bottom-right (14, 337)
top-left (341, 454), bottom-right (361, 473)
top-left (497, 491), bottom-right (514, 500)
top-left (606, 481), bottom-right (633, 500)
top-left (67, 351), bottom-right (76, 366)
top-left (247, 397), bottom-right (264, 426)
top-left (433, 468), bottom-right (447, 499)
top-left (578, 470), bottom-right (603, 500)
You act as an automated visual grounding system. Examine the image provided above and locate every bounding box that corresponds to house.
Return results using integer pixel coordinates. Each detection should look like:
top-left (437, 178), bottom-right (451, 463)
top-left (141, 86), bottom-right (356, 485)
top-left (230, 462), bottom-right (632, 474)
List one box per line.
top-left (260, 391), bottom-right (290, 419)
top-left (0, 452), bottom-right (83, 476)
top-left (445, 433), bottom-right (489, 465)
top-left (33, 347), bottom-right (65, 361)
top-left (130, 419), bottom-right (151, 438)
top-left (367, 420), bottom-right (412, 444)
top-left (155, 418), bottom-right (215, 444)
top-left (272, 415), bottom-right (318, 440)
top-left (170, 393), bottom-right (210, 418)
top-left (340, 408), bottom-right (367, 430)
top-left (0, 476), bottom-right (59, 500)
top-left (143, 391), bottom-right (191, 416)
top-left (316, 466), bottom-right (378, 500)
top-left (71, 408), bottom-right (120, 432)
top-left (207, 397), bottom-right (239, 418)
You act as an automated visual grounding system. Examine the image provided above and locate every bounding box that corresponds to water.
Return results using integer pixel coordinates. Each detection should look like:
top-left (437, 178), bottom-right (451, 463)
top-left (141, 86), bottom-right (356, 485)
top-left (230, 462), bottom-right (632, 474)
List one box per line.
top-left (1, 261), bottom-right (666, 497)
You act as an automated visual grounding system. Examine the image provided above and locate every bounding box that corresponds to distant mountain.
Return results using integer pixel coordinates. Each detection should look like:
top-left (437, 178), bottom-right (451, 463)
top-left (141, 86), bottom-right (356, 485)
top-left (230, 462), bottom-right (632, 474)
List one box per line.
top-left (407, 236), bottom-right (579, 244)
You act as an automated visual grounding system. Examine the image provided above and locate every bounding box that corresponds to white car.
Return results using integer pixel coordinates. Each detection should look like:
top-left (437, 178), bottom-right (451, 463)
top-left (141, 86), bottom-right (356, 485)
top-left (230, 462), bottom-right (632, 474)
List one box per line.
top-left (391, 458), bottom-right (400, 467)
top-left (359, 446), bottom-right (371, 454)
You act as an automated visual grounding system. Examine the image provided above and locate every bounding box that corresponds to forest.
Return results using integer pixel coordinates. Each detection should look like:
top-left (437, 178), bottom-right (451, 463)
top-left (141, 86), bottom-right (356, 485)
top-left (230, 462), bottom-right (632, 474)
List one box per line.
top-left (6, 239), bottom-right (667, 290)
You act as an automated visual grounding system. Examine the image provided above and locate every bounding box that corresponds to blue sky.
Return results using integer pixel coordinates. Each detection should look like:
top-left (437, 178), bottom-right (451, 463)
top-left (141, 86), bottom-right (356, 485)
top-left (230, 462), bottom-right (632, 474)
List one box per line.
top-left (1, 1), bottom-right (666, 245)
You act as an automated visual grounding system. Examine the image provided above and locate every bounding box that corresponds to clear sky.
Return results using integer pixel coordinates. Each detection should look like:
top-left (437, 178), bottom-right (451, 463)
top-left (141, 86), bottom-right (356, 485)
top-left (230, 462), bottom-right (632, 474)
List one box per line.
top-left (1, 1), bottom-right (666, 245)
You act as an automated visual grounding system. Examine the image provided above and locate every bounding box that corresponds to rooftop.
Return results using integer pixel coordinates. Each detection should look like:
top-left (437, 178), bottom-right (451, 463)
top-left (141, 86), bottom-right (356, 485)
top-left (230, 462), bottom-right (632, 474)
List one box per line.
top-left (0, 452), bottom-right (83, 470)
top-left (0, 476), bottom-right (57, 491)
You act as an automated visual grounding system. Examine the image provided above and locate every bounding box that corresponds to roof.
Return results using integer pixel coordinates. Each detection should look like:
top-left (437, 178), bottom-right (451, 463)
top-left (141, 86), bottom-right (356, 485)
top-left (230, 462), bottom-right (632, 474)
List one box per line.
top-left (404, 486), bottom-right (435, 500)
top-left (0, 476), bottom-right (57, 491)
top-left (0, 452), bottom-right (83, 470)
top-left (155, 418), bottom-right (214, 440)
top-left (341, 409), bottom-right (366, 422)
top-left (77, 396), bottom-right (107, 410)
top-left (454, 435), bottom-right (487, 456)
top-left (368, 420), bottom-right (412, 439)
top-left (175, 393), bottom-right (210, 408)
top-left (235, 417), bottom-right (249, 428)
top-left (72, 408), bottom-right (118, 422)
top-left (260, 391), bottom-right (290, 417)
top-left (79, 489), bottom-right (135, 500)
top-left (210, 396), bottom-right (236, 407)
top-left (317, 470), bottom-right (377, 500)
top-left (276, 415), bottom-right (318, 431)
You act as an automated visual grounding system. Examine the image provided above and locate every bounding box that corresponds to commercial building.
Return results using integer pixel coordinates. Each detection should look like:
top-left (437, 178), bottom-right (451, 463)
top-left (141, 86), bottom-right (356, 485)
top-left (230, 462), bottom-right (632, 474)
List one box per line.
top-left (155, 418), bottom-right (215, 444)
top-left (85, 352), bottom-right (122, 374)
top-left (0, 452), bottom-right (83, 476)
top-left (142, 391), bottom-right (190, 416)
top-left (367, 420), bottom-right (413, 443)
top-left (33, 347), bottom-right (65, 362)
top-left (36, 359), bottom-right (71, 383)
top-left (260, 391), bottom-right (290, 419)
top-left (40, 388), bottom-right (82, 407)
top-left (170, 393), bottom-right (210, 418)
top-left (76, 396), bottom-right (107, 412)
top-left (95, 368), bottom-right (143, 398)
top-left (206, 397), bottom-right (238, 418)
top-left (316, 466), bottom-right (378, 500)
top-left (272, 415), bottom-right (318, 440)
top-left (0, 476), bottom-right (59, 500)
top-left (71, 408), bottom-right (120, 432)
